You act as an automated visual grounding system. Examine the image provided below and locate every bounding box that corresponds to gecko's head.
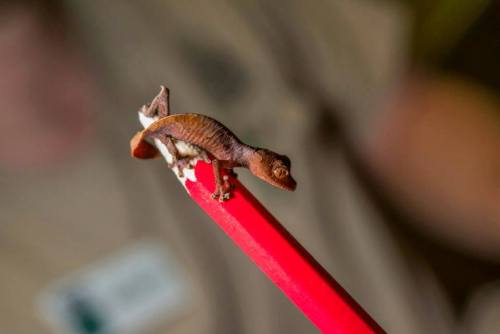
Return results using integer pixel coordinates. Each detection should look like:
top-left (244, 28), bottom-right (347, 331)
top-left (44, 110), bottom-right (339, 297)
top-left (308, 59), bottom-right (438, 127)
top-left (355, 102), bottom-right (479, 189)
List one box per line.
top-left (249, 149), bottom-right (296, 191)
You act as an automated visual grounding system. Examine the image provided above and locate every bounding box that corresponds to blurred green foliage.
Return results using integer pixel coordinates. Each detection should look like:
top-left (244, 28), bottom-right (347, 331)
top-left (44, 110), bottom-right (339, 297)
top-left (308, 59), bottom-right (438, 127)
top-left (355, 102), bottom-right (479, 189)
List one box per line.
top-left (408, 0), bottom-right (489, 63)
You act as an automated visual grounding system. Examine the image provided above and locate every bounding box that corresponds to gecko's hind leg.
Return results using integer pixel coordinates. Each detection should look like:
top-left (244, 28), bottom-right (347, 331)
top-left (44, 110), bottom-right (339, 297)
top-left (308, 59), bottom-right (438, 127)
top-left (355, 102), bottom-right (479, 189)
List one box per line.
top-left (173, 157), bottom-right (193, 177)
top-left (142, 85), bottom-right (170, 118)
top-left (158, 134), bottom-right (189, 177)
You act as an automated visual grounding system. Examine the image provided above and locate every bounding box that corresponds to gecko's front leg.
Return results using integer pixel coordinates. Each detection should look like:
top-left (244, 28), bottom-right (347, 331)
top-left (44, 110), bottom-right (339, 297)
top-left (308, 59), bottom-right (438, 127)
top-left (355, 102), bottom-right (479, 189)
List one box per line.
top-left (211, 160), bottom-right (239, 201)
top-left (211, 160), bottom-right (236, 202)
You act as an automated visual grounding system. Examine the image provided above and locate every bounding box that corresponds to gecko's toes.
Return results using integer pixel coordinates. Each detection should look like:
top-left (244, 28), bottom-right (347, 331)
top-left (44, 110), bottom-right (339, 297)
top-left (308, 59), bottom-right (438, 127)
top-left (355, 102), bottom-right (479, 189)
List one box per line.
top-left (178, 158), bottom-right (194, 171)
top-left (219, 192), bottom-right (231, 202)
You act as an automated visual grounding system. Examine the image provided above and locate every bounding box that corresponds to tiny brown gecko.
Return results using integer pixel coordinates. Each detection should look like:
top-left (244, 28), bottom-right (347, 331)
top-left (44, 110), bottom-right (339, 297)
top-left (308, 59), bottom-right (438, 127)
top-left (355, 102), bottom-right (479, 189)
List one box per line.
top-left (130, 86), bottom-right (296, 201)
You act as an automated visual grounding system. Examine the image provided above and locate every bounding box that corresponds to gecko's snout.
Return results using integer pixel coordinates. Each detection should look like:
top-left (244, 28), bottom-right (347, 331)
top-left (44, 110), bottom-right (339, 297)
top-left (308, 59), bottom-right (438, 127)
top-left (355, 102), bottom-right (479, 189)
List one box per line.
top-left (250, 149), bottom-right (297, 191)
top-left (283, 174), bottom-right (297, 191)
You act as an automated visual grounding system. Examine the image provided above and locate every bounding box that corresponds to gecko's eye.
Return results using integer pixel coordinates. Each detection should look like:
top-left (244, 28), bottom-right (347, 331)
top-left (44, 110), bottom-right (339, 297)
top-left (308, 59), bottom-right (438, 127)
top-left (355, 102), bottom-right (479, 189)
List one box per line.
top-left (273, 166), bottom-right (289, 179)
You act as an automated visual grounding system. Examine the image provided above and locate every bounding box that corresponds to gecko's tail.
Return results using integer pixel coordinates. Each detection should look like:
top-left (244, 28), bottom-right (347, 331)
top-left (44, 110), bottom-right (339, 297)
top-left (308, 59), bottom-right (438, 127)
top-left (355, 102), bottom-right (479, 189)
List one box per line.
top-left (130, 130), bottom-right (159, 159)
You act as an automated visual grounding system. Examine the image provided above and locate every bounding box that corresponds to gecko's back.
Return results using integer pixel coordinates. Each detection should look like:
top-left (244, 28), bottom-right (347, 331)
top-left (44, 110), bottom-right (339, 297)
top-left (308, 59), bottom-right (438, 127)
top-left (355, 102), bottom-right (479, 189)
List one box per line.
top-left (144, 113), bottom-right (244, 161)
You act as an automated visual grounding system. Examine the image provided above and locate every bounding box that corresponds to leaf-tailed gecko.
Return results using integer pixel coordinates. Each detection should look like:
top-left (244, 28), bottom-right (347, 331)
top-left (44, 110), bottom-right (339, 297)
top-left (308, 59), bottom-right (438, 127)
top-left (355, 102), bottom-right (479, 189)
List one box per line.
top-left (130, 86), bottom-right (296, 201)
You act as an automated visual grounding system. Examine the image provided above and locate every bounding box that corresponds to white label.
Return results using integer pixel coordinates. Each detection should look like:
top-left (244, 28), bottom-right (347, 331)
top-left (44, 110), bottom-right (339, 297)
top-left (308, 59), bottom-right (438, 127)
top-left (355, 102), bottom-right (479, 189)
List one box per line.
top-left (38, 241), bottom-right (190, 334)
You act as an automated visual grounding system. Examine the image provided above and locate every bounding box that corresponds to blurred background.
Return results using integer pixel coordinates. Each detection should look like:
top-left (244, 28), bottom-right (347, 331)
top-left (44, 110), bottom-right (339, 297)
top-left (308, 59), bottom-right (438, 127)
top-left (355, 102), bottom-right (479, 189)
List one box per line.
top-left (1, 0), bottom-right (500, 333)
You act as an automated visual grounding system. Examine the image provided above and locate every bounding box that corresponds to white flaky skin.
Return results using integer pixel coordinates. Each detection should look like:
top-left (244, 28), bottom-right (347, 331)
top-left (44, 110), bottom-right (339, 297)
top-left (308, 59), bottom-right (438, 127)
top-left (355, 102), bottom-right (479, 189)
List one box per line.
top-left (138, 112), bottom-right (208, 187)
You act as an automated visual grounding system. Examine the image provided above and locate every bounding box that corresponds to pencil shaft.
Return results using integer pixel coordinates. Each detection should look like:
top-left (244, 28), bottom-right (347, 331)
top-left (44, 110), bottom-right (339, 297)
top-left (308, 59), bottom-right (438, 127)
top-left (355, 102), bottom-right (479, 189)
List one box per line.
top-left (184, 162), bottom-right (384, 334)
top-left (138, 113), bottom-right (384, 333)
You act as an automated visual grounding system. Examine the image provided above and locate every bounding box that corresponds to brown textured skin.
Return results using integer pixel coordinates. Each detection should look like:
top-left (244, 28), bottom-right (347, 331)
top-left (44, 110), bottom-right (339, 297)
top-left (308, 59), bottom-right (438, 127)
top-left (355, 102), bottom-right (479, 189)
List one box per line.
top-left (143, 113), bottom-right (248, 165)
top-left (130, 86), bottom-right (296, 195)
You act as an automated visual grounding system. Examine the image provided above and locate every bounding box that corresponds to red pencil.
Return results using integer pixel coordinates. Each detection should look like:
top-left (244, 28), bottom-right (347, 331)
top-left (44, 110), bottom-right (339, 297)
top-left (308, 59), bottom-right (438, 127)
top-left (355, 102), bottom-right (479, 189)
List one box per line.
top-left (138, 113), bottom-right (385, 334)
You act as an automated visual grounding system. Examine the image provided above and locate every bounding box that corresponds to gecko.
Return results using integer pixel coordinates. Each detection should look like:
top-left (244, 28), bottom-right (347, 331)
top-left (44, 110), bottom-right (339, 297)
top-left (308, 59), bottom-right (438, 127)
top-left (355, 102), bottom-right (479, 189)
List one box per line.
top-left (130, 86), bottom-right (296, 201)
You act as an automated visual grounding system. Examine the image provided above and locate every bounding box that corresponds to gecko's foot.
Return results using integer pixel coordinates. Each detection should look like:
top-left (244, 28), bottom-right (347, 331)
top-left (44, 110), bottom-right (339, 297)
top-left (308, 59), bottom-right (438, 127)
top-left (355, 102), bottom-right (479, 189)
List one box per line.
top-left (211, 189), bottom-right (232, 202)
top-left (167, 161), bottom-right (184, 177)
top-left (219, 191), bottom-right (231, 202)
